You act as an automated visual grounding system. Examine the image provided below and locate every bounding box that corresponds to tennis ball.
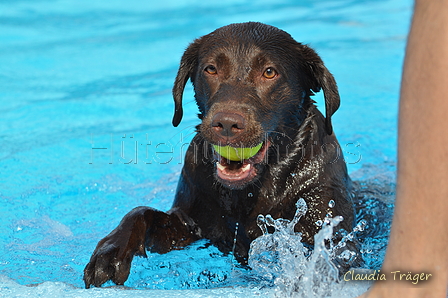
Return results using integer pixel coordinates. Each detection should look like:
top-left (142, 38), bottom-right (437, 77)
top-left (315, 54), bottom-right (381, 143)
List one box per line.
top-left (213, 143), bottom-right (263, 161)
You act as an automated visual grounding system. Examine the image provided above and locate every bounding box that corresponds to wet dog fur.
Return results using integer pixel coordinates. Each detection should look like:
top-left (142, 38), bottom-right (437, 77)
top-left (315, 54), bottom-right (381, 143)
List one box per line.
top-left (83, 22), bottom-right (356, 288)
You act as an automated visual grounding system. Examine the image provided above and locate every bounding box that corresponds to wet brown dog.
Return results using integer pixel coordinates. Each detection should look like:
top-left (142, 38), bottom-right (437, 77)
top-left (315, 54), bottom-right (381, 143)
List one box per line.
top-left (83, 22), bottom-right (355, 288)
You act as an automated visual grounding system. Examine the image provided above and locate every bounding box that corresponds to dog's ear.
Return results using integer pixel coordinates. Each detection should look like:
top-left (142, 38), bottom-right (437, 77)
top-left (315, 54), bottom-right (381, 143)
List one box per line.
top-left (172, 39), bottom-right (202, 127)
top-left (300, 46), bottom-right (340, 135)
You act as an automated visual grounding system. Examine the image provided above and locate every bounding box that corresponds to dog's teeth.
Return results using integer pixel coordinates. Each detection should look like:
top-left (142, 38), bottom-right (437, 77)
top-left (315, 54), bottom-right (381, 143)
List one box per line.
top-left (242, 163), bottom-right (251, 172)
top-left (217, 162), bottom-right (226, 171)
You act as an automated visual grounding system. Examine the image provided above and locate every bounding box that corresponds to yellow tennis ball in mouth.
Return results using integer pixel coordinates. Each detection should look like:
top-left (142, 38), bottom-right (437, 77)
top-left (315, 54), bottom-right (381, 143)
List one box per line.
top-left (213, 143), bottom-right (263, 161)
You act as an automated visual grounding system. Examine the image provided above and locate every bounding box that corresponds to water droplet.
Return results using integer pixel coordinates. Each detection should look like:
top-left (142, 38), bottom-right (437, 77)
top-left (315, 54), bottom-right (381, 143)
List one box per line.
top-left (247, 192), bottom-right (253, 198)
top-left (328, 200), bottom-right (335, 208)
top-left (315, 220), bottom-right (323, 226)
top-left (232, 222), bottom-right (239, 257)
top-left (354, 219), bottom-right (367, 232)
top-left (265, 215), bottom-right (275, 227)
top-left (292, 198), bottom-right (307, 220)
top-left (257, 215), bottom-right (268, 235)
top-left (338, 249), bottom-right (356, 262)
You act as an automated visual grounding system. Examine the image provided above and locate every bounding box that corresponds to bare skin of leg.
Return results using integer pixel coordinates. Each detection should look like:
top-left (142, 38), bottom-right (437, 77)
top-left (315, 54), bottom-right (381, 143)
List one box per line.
top-left (358, 1), bottom-right (448, 297)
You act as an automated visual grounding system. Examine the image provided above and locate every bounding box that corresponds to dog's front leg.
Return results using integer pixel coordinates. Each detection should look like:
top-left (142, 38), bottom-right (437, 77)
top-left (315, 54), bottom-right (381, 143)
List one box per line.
top-left (83, 206), bottom-right (200, 288)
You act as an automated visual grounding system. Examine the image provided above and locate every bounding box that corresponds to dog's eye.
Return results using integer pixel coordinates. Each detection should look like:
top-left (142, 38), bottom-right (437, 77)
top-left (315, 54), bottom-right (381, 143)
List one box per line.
top-left (204, 65), bottom-right (217, 75)
top-left (263, 67), bottom-right (277, 79)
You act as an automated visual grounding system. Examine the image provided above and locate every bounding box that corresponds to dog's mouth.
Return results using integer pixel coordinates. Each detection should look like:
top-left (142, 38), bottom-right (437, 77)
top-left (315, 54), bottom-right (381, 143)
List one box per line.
top-left (212, 141), bottom-right (269, 188)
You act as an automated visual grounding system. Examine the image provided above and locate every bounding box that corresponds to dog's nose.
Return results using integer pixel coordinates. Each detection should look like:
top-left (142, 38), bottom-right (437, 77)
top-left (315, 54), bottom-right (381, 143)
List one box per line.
top-left (211, 112), bottom-right (246, 139)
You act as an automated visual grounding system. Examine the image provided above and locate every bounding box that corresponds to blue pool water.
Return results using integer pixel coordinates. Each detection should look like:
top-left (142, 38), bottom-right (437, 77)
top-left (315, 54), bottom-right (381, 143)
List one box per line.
top-left (0, 0), bottom-right (412, 297)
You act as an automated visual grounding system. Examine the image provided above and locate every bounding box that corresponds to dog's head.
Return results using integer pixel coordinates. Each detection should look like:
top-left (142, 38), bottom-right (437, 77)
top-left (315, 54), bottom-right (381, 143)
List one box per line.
top-left (172, 22), bottom-right (340, 189)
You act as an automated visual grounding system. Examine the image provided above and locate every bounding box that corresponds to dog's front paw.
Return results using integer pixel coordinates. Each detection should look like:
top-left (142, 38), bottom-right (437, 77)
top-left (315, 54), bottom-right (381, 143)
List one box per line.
top-left (83, 206), bottom-right (200, 288)
top-left (83, 228), bottom-right (147, 288)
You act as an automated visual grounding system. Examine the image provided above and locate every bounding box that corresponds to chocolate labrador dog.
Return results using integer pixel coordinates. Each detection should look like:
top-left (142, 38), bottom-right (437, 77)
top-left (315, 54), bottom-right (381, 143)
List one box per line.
top-left (83, 22), bottom-right (355, 288)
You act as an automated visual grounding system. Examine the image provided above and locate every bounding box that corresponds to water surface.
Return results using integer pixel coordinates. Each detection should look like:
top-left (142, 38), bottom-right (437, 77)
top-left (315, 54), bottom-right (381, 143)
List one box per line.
top-left (0, 0), bottom-right (411, 296)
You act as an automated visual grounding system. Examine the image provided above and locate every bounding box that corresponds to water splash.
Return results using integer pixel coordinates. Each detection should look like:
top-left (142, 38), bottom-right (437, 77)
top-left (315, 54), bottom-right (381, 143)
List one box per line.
top-left (124, 170), bottom-right (393, 293)
top-left (232, 222), bottom-right (239, 257)
top-left (248, 199), bottom-right (370, 297)
top-left (249, 199), bottom-right (309, 286)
